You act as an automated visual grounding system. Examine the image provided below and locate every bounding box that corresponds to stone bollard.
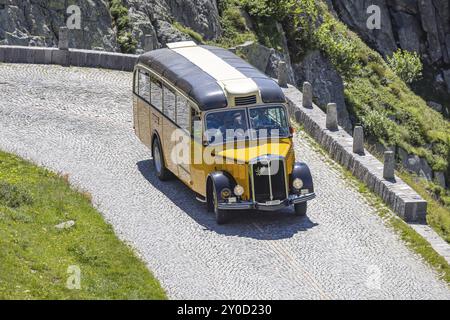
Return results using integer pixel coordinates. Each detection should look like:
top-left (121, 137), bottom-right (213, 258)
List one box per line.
top-left (383, 151), bottom-right (395, 180)
top-left (144, 35), bottom-right (154, 52)
top-left (353, 126), bottom-right (364, 154)
top-left (302, 82), bottom-right (312, 108)
top-left (326, 103), bottom-right (338, 131)
top-left (58, 27), bottom-right (69, 50)
top-left (278, 61), bottom-right (288, 87)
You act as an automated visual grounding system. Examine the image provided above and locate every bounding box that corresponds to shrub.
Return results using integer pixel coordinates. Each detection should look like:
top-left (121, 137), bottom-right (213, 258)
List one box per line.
top-left (173, 22), bottom-right (204, 44)
top-left (0, 181), bottom-right (33, 208)
top-left (240, 0), bottom-right (296, 20)
top-left (362, 109), bottom-right (398, 143)
top-left (387, 49), bottom-right (423, 84)
top-left (108, 0), bottom-right (136, 53)
top-left (212, 1), bottom-right (257, 48)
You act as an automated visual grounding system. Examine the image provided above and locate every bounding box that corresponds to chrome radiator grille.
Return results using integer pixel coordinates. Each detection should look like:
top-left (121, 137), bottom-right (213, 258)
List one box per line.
top-left (250, 157), bottom-right (287, 203)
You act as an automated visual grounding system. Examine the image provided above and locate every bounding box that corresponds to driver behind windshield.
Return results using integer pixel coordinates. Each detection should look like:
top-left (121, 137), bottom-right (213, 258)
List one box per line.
top-left (250, 108), bottom-right (275, 128)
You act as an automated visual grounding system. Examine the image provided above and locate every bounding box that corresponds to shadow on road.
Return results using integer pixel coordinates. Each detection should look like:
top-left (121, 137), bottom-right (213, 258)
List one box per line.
top-left (137, 159), bottom-right (318, 240)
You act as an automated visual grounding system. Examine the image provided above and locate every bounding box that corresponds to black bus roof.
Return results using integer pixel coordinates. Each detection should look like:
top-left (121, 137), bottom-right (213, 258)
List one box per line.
top-left (136, 44), bottom-right (286, 111)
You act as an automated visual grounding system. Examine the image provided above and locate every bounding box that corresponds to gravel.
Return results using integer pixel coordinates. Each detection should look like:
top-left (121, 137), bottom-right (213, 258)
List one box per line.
top-left (0, 63), bottom-right (448, 299)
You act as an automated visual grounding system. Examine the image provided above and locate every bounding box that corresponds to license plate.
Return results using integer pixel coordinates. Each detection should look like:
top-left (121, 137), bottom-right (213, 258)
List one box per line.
top-left (265, 200), bottom-right (281, 206)
top-left (228, 197), bottom-right (237, 203)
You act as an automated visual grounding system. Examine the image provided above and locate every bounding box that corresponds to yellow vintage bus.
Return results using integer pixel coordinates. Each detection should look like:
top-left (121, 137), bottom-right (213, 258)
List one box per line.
top-left (133, 41), bottom-right (315, 224)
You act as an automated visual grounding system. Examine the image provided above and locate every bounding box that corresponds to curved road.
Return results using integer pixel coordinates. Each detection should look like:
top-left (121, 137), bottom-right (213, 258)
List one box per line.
top-left (0, 64), bottom-right (448, 299)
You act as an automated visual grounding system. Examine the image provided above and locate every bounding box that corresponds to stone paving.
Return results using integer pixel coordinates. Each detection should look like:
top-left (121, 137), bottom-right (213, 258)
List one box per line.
top-left (0, 63), bottom-right (448, 299)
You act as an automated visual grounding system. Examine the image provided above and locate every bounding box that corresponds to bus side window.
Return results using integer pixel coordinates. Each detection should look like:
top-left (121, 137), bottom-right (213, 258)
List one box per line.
top-left (138, 70), bottom-right (150, 102)
top-left (191, 108), bottom-right (202, 140)
top-left (176, 94), bottom-right (190, 132)
top-left (163, 85), bottom-right (176, 122)
top-left (151, 77), bottom-right (163, 111)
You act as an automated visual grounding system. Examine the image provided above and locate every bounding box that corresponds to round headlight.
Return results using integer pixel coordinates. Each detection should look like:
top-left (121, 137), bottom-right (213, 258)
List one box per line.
top-left (221, 188), bottom-right (231, 199)
top-left (293, 178), bottom-right (303, 190)
top-left (234, 185), bottom-right (244, 197)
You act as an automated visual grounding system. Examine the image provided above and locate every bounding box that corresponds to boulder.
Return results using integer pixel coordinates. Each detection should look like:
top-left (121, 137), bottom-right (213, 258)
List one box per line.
top-left (125, 0), bottom-right (222, 50)
top-left (434, 172), bottom-right (447, 188)
top-left (329, 0), bottom-right (397, 57)
top-left (293, 50), bottom-right (352, 132)
top-left (235, 41), bottom-right (295, 85)
top-left (398, 148), bottom-right (433, 181)
top-left (55, 220), bottom-right (75, 230)
top-left (166, 0), bottom-right (222, 40)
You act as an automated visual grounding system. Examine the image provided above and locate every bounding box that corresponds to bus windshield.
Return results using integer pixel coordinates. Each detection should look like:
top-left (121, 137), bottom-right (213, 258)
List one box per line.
top-left (249, 106), bottom-right (289, 138)
top-left (204, 106), bottom-right (289, 144)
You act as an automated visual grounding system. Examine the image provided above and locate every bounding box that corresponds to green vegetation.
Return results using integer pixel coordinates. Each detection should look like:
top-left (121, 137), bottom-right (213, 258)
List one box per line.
top-left (0, 151), bottom-right (166, 299)
top-left (398, 171), bottom-right (450, 243)
top-left (172, 2), bottom-right (257, 48)
top-left (387, 49), bottom-right (423, 84)
top-left (228, 0), bottom-right (449, 176)
top-left (294, 127), bottom-right (450, 283)
top-left (173, 21), bottom-right (204, 44)
top-left (108, 0), bottom-right (137, 53)
top-left (214, 1), bottom-right (257, 47)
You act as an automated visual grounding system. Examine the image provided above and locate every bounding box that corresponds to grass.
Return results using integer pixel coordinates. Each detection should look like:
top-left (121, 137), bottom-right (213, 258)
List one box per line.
top-left (398, 171), bottom-right (450, 243)
top-left (173, 22), bottom-right (204, 44)
top-left (291, 126), bottom-right (450, 283)
top-left (0, 151), bottom-right (166, 299)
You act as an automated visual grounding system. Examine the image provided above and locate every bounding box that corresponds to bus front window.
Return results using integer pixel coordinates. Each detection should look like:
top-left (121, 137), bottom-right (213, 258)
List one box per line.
top-left (205, 110), bottom-right (249, 144)
top-left (249, 106), bottom-right (289, 138)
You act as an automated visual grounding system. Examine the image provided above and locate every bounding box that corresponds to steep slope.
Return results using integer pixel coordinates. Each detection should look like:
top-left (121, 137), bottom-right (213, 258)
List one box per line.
top-left (0, 0), bottom-right (117, 51)
top-left (327, 0), bottom-right (450, 117)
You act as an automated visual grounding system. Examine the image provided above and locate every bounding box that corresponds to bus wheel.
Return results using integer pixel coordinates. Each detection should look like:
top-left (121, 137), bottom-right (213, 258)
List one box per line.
top-left (294, 202), bottom-right (307, 216)
top-left (152, 139), bottom-right (171, 181)
top-left (213, 186), bottom-right (228, 225)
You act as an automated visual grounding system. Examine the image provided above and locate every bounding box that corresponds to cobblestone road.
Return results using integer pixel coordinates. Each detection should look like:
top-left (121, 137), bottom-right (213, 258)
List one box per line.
top-left (0, 64), bottom-right (448, 299)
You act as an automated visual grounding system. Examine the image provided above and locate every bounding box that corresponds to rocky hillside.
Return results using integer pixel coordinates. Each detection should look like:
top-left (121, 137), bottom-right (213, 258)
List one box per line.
top-left (0, 0), bottom-right (221, 53)
top-left (327, 0), bottom-right (450, 117)
top-left (0, 0), bottom-right (117, 50)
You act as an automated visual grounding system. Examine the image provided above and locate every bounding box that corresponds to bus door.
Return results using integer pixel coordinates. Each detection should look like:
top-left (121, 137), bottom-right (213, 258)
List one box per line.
top-left (162, 85), bottom-right (178, 174)
top-left (136, 69), bottom-right (151, 148)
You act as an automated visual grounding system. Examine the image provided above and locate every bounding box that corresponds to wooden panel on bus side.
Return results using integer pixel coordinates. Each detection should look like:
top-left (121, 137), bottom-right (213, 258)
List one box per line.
top-left (137, 99), bottom-right (152, 148)
top-left (132, 95), bottom-right (139, 136)
top-left (176, 130), bottom-right (192, 186)
top-left (162, 117), bottom-right (178, 175)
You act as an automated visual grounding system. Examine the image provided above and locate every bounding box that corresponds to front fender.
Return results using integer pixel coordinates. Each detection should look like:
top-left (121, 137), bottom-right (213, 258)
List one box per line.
top-left (290, 162), bottom-right (314, 194)
top-left (207, 171), bottom-right (238, 202)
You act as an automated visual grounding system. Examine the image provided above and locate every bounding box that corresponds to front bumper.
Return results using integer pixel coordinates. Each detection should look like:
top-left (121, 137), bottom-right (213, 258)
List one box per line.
top-left (217, 192), bottom-right (316, 211)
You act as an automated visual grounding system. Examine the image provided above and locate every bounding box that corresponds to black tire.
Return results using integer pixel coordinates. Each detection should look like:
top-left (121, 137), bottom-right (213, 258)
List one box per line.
top-left (213, 185), bottom-right (228, 225)
top-left (152, 138), bottom-right (172, 181)
top-left (294, 202), bottom-right (307, 216)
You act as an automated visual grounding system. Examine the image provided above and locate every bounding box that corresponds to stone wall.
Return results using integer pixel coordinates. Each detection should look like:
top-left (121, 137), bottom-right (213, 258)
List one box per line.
top-left (0, 45), bottom-right (137, 71)
top-left (283, 84), bottom-right (427, 222)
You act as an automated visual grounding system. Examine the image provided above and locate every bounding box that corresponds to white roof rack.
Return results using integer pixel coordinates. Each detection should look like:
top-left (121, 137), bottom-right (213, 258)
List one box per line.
top-left (166, 41), bottom-right (197, 49)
